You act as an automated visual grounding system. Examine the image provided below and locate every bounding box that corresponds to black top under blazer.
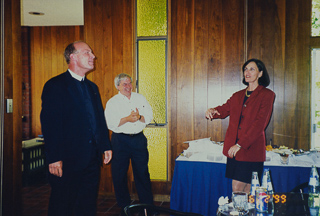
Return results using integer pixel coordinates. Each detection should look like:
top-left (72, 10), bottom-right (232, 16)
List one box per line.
top-left (40, 71), bottom-right (111, 171)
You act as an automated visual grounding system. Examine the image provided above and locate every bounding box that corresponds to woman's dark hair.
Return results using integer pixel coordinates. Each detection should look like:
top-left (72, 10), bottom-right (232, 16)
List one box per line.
top-left (242, 58), bottom-right (270, 87)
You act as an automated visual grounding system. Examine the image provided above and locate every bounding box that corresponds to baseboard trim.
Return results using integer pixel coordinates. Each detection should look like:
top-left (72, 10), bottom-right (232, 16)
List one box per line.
top-left (99, 192), bottom-right (171, 202)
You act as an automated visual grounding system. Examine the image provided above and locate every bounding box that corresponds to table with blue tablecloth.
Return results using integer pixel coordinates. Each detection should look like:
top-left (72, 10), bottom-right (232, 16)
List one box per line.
top-left (170, 156), bottom-right (319, 216)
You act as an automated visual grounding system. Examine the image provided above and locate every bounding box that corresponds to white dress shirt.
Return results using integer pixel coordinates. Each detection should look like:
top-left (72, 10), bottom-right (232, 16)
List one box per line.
top-left (68, 69), bottom-right (85, 81)
top-left (105, 92), bottom-right (153, 134)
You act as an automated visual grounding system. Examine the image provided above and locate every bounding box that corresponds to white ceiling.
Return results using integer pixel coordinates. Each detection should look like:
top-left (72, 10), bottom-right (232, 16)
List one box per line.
top-left (21, 0), bottom-right (84, 26)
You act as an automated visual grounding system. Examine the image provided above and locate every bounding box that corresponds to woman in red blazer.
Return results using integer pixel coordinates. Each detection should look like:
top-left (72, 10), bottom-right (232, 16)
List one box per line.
top-left (206, 59), bottom-right (275, 193)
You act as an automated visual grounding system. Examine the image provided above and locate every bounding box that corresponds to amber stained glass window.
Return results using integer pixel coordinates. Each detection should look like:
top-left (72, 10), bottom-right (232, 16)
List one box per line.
top-left (138, 40), bottom-right (166, 124)
top-left (137, 0), bottom-right (167, 181)
top-left (137, 0), bottom-right (167, 37)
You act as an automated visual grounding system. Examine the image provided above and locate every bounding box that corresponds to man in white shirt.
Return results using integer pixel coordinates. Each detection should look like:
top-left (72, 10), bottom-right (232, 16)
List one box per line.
top-left (105, 73), bottom-right (154, 213)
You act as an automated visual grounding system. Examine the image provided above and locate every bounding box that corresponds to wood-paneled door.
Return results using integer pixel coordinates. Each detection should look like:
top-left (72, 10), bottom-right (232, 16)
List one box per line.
top-left (1, 0), bottom-right (22, 215)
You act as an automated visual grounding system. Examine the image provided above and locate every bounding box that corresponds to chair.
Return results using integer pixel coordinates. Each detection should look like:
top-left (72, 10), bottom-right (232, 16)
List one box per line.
top-left (124, 203), bottom-right (204, 216)
top-left (290, 182), bottom-right (308, 193)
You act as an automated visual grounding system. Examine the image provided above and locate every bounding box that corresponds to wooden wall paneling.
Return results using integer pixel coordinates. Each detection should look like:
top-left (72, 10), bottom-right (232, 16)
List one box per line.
top-left (283, 1), bottom-right (299, 147)
top-left (30, 27), bottom-right (41, 136)
top-left (30, 27), bottom-right (43, 137)
top-left (43, 28), bottom-right (53, 141)
top-left (169, 0), bottom-right (178, 175)
top-left (258, 0), bottom-right (276, 145)
top-left (55, 28), bottom-right (65, 75)
top-left (115, 0), bottom-right (133, 195)
top-left (83, 0), bottom-right (135, 195)
top-left (247, 0), bottom-right (262, 58)
top-left (89, 0), bottom-right (104, 87)
top-left (30, 27), bottom-right (37, 128)
top-left (31, 26), bottom-right (83, 137)
top-left (266, 0), bottom-right (283, 147)
top-left (112, 0), bottom-right (125, 80)
top-left (84, 0), bottom-right (110, 195)
top-left (310, 37), bottom-right (320, 47)
top-left (176, 0), bottom-right (194, 154)
top-left (296, 0), bottom-right (311, 150)
top-left (170, 0), bottom-right (244, 175)
top-left (50, 27), bottom-right (58, 83)
top-left (248, 0), bottom-right (310, 148)
top-left (101, 0), bottom-right (115, 194)
top-left (125, 0), bottom-right (144, 196)
top-left (87, 0), bottom-right (114, 194)
top-left (219, 0), bottom-right (244, 135)
top-left (2, 0), bottom-right (22, 214)
top-left (283, 0), bottom-right (305, 148)
top-left (194, 0), bottom-right (209, 140)
top-left (246, 0), bottom-right (285, 146)
top-left (269, 0), bottom-right (287, 147)
top-left (102, 1), bottom-right (115, 193)
top-left (101, 0), bottom-right (114, 106)
top-left (123, 0), bottom-right (134, 88)
top-left (11, 0), bottom-right (22, 212)
top-left (207, 0), bottom-right (223, 142)
top-left (246, 0), bottom-right (311, 149)
top-left (44, 27), bottom-right (52, 79)
top-left (221, 0), bottom-right (244, 93)
top-left (25, 0), bottom-right (315, 199)
top-left (120, 0), bottom-right (138, 196)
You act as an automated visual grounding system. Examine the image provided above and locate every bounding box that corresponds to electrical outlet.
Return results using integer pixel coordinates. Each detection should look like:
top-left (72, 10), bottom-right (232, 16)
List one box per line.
top-left (6, 99), bottom-right (13, 113)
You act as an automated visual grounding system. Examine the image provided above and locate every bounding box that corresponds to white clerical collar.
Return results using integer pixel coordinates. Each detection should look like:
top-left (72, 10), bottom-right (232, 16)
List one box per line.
top-left (68, 69), bottom-right (85, 81)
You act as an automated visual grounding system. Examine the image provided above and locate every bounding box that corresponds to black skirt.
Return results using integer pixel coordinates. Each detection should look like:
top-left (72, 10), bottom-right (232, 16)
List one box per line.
top-left (225, 157), bottom-right (264, 184)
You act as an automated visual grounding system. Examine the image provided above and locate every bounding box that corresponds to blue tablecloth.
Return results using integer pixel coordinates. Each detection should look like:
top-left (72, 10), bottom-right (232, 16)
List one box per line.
top-left (170, 159), bottom-right (316, 216)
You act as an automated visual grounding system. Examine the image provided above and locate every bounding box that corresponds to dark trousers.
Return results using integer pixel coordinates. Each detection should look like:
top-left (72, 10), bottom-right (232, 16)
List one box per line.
top-left (47, 153), bottom-right (100, 216)
top-left (111, 132), bottom-right (154, 208)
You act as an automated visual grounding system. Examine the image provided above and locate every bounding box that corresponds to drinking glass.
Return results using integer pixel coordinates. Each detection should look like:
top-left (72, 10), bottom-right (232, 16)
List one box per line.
top-left (232, 191), bottom-right (248, 215)
top-left (280, 153), bottom-right (289, 165)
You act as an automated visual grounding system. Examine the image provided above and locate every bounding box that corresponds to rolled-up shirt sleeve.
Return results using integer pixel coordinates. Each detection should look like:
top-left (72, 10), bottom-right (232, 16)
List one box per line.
top-left (139, 94), bottom-right (153, 125)
top-left (104, 98), bottom-right (122, 132)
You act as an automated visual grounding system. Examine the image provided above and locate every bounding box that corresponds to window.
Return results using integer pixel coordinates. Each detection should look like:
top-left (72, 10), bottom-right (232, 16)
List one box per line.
top-left (136, 0), bottom-right (168, 180)
top-left (312, 0), bottom-right (320, 36)
top-left (311, 1), bottom-right (320, 149)
top-left (311, 49), bottom-right (320, 150)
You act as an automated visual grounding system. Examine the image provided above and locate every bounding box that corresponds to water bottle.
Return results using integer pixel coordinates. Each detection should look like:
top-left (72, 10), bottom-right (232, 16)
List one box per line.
top-left (262, 168), bottom-right (268, 189)
top-left (309, 207), bottom-right (319, 216)
top-left (261, 168), bottom-right (274, 213)
top-left (308, 165), bottom-right (320, 208)
top-left (266, 170), bottom-right (274, 214)
top-left (249, 171), bottom-right (260, 208)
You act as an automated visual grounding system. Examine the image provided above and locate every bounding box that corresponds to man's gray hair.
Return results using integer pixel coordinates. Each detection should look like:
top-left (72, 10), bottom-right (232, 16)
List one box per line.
top-left (114, 73), bottom-right (132, 89)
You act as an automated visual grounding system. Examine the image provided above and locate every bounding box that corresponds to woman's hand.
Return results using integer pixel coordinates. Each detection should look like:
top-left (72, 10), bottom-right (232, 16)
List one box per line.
top-left (228, 144), bottom-right (241, 158)
top-left (205, 108), bottom-right (220, 120)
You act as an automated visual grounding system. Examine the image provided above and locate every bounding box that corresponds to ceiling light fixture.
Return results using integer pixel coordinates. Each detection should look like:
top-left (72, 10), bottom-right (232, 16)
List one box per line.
top-left (28, 12), bottom-right (45, 16)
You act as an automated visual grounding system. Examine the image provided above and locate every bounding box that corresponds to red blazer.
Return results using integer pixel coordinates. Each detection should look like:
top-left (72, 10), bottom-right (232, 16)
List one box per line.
top-left (212, 85), bottom-right (275, 162)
